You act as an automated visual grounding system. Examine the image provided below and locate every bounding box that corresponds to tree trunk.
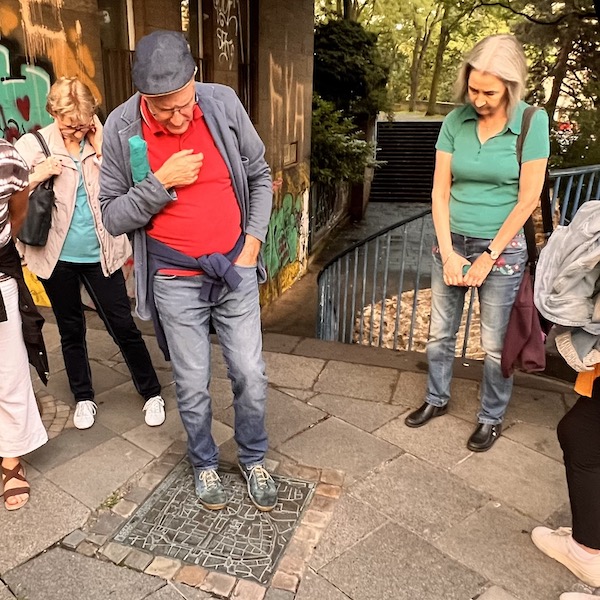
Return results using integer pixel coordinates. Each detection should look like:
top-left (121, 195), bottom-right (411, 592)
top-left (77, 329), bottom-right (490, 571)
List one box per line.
top-left (426, 23), bottom-right (450, 116)
top-left (408, 22), bottom-right (435, 112)
top-left (545, 29), bottom-right (573, 123)
top-left (408, 30), bottom-right (423, 112)
top-left (343, 0), bottom-right (351, 19)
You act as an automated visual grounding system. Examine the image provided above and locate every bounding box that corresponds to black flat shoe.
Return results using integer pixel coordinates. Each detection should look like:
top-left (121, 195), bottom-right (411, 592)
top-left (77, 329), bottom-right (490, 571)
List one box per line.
top-left (405, 402), bottom-right (448, 428)
top-left (467, 423), bottom-right (502, 452)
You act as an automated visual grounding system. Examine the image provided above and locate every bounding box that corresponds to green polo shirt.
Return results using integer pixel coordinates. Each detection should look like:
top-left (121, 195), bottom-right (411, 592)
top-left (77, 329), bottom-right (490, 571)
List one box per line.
top-left (436, 100), bottom-right (549, 238)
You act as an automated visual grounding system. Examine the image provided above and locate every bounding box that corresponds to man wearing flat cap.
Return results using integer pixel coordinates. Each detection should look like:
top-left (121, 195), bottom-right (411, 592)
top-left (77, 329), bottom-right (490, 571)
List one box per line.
top-left (99, 30), bottom-right (276, 511)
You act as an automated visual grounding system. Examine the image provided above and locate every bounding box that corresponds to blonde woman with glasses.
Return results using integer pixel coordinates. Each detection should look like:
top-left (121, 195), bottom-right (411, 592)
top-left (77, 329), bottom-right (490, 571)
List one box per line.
top-left (15, 77), bottom-right (165, 430)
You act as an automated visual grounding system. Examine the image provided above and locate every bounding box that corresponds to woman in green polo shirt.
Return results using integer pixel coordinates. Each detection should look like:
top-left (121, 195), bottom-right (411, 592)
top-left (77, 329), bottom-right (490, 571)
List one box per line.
top-left (405, 34), bottom-right (549, 451)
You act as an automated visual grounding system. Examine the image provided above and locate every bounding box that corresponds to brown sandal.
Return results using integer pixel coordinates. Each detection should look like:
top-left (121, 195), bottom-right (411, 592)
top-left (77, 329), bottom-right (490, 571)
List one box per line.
top-left (2, 461), bottom-right (30, 511)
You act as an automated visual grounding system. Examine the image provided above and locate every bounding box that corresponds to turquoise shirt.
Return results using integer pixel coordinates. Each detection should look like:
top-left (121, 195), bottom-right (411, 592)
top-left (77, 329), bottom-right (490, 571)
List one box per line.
top-left (59, 157), bottom-right (101, 263)
top-left (435, 101), bottom-right (550, 239)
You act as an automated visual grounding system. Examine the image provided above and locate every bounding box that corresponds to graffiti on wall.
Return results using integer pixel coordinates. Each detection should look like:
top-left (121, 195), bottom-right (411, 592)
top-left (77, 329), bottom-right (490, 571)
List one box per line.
top-left (269, 54), bottom-right (306, 146)
top-left (214, 0), bottom-right (238, 67)
top-left (0, 45), bottom-right (52, 141)
top-left (262, 177), bottom-right (310, 297)
top-left (263, 54), bottom-right (310, 299)
top-left (1, 1), bottom-right (101, 105)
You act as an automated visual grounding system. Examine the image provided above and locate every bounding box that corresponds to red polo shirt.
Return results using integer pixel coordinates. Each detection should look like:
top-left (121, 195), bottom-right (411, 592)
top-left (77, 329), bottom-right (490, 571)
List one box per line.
top-left (142, 99), bottom-right (242, 264)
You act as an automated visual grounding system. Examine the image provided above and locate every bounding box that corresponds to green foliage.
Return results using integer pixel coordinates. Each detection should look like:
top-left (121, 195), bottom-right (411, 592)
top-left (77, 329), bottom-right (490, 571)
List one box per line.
top-left (311, 94), bottom-right (380, 185)
top-left (314, 18), bottom-right (390, 123)
top-left (551, 82), bottom-right (600, 167)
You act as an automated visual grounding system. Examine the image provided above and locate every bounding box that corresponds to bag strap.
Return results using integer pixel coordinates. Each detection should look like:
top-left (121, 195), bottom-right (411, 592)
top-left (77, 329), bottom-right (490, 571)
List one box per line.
top-left (516, 106), bottom-right (552, 271)
top-left (30, 130), bottom-right (54, 191)
top-left (31, 129), bottom-right (51, 158)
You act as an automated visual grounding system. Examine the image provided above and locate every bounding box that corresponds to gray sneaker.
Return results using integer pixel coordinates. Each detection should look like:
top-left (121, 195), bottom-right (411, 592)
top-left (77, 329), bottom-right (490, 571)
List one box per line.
top-left (239, 463), bottom-right (278, 511)
top-left (194, 468), bottom-right (227, 510)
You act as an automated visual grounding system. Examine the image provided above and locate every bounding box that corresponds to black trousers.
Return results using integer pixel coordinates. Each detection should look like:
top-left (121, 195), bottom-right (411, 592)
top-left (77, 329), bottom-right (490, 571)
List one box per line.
top-left (40, 261), bottom-right (160, 403)
top-left (557, 377), bottom-right (600, 549)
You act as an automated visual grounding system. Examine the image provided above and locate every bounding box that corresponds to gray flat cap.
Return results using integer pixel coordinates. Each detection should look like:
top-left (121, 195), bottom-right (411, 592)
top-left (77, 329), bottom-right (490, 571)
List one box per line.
top-left (132, 30), bottom-right (196, 96)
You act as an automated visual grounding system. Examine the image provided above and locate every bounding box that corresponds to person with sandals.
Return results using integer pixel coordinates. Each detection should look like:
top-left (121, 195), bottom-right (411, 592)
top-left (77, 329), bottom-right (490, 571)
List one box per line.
top-left (0, 138), bottom-right (49, 510)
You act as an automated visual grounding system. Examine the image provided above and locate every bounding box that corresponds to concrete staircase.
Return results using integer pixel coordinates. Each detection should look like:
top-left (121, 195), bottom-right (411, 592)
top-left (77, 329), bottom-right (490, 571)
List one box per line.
top-left (370, 120), bottom-right (443, 203)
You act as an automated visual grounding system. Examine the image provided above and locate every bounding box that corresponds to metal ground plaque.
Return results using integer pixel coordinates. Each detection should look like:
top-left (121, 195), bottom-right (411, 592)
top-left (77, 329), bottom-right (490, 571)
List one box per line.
top-left (113, 459), bottom-right (315, 585)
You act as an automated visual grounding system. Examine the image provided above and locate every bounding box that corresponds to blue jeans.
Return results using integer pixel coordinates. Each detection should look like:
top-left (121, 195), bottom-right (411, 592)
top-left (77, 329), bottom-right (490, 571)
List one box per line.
top-left (153, 265), bottom-right (268, 470)
top-left (426, 233), bottom-right (527, 424)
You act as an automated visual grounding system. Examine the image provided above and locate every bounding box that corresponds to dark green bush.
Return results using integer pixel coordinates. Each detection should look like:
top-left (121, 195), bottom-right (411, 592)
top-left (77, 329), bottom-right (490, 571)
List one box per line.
top-left (311, 94), bottom-right (380, 185)
top-left (314, 18), bottom-right (390, 125)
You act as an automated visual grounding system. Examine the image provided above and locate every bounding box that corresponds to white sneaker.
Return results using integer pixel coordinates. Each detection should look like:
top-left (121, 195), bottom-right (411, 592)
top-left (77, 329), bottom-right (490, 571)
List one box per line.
top-left (532, 526), bottom-right (600, 587)
top-left (560, 594), bottom-right (598, 599)
top-left (73, 400), bottom-right (97, 430)
top-left (143, 395), bottom-right (165, 427)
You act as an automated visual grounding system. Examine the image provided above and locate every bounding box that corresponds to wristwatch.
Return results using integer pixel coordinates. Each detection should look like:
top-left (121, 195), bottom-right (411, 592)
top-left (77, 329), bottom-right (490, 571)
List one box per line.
top-left (485, 246), bottom-right (500, 260)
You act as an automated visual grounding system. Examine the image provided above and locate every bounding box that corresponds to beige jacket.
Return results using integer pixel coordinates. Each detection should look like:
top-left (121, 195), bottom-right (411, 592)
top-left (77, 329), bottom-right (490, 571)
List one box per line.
top-left (14, 120), bottom-right (131, 279)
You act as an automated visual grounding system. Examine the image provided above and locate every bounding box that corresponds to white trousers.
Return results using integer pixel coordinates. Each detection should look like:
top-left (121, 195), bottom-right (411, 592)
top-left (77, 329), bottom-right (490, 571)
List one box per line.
top-left (0, 277), bottom-right (48, 457)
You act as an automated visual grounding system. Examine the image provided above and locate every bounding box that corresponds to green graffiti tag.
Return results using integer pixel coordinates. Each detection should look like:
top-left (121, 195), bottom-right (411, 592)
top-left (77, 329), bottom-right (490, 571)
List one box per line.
top-left (263, 192), bottom-right (304, 278)
top-left (0, 44), bottom-right (53, 142)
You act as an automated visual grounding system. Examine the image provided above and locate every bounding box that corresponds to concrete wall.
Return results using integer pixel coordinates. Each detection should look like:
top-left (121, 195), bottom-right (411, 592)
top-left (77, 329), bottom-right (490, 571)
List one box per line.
top-left (255, 0), bottom-right (314, 304)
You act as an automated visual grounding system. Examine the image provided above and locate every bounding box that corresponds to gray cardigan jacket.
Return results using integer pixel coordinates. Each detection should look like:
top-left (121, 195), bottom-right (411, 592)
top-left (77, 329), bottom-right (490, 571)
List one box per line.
top-left (99, 82), bottom-right (272, 319)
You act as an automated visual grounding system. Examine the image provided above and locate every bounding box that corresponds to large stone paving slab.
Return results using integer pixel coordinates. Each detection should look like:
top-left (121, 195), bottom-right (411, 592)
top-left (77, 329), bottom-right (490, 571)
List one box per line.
top-left (0, 585), bottom-right (15, 600)
top-left (434, 502), bottom-right (579, 600)
top-left (310, 494), bottom-right (389, 570)
top-left (502, 423), bottom-right (563, 462)
top-left (45, 437), bottom-right (153, 509)
top-left (351, 454), bottom-right (488, 541)
top-left (112, 460), bottom-right (314, 585)
top-left (94, 381), bottom-right (177, 435)
top-left (391, 373), bottom-right (481, 422)
top-left (0, 478), bottom-right (89, 573)
top-left (3, 547), bottom-right (163, 600)
top-left (374, 412), bottom-right (474, 469)
top-left (218, 388), bottom-right (326, 448)
top-left (296, 568), bottom-right (352, 600)
top-left (277, 417), bottom-right (400, 482)
top-left (40, 321), bottom-right (61, 352)
top-left (262, 333), bottom-right (302, 354)
top-left (25, 422), bottom-right (116, 473)
top-left (84, 327), bottom-right (124, 362)
top-left (263, 352), bottom-right (325, 389)
top-left (144, 582), bottom-right (215, 599)
top-left (391, 371), bottom-right (427, 406)
top-left (477, 587), bottom-right (523, 600)
top-left (319, 522), bottom-right (486, 600)
top-left (308, 393), bottom-right (404, 432)
top-left (314, 361), bottom-right (398, 402)
top-left (46, 360), bottom-right (130, 405)
top-left (451, 437), bottom-right (568, 522)
top-left (122, 408), bottom-right (184, 456)
top-left (504, 387), bottom-right (567, 428)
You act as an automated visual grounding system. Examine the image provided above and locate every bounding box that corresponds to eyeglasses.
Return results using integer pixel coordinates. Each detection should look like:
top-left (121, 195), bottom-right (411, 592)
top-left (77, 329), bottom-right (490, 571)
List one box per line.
top-left (146, 94), bottom-right (197, 121)
top-left (58, 120), bottom-right (94, 135)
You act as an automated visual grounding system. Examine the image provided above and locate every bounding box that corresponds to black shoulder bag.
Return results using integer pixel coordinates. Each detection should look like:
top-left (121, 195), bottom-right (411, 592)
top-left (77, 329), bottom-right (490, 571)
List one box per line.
top-left (18, 130), bottom-right (56, 247)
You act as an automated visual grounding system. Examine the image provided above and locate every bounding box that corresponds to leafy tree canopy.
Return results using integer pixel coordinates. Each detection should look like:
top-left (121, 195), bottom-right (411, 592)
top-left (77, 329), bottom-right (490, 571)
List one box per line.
top-left (314, 18), bottom-right (390, 124)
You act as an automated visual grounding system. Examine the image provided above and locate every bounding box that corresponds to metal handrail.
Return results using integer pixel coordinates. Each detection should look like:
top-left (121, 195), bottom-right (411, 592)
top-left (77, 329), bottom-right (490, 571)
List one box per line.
top-left (317, 164), bottom-right (600, 356)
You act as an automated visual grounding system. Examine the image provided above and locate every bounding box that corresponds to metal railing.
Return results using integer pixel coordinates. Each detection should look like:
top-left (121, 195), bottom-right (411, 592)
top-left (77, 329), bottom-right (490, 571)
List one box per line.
top-left (317, 164), bottom-right (600, 356)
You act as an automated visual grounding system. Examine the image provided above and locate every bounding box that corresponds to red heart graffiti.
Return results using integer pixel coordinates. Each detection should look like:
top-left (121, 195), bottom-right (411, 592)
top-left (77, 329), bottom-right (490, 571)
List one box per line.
top-left (16, 96), bottom-right (31, 121)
